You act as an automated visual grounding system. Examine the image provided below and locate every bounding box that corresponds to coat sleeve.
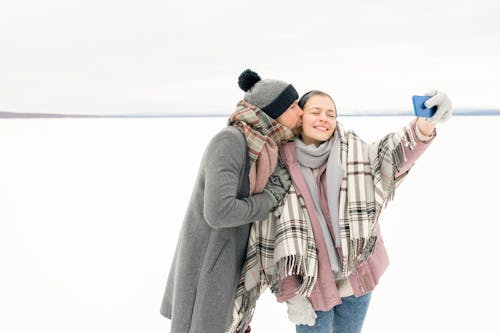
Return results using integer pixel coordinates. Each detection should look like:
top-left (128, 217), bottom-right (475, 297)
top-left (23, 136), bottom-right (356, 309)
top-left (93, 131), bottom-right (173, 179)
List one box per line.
top-left (395, 119), bottom-right (436, 178)
top-left (276, 275), bottom-right (300, 303)
top-left (203, 128), bottom-right (272, 229)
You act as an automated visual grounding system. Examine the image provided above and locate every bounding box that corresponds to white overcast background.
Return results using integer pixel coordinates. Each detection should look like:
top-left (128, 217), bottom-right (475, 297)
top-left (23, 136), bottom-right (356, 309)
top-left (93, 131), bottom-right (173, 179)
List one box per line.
top-left (1, 1), bottom-right (500, 333)
top-left (1, 0), bottom-right (499, 115)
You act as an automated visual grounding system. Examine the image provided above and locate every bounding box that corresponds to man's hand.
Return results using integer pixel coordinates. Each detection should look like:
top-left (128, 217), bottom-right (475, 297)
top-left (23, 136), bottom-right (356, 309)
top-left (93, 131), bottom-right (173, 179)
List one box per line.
top-left (241, 100), bottom-right (256, 109)
top-left (263, 162), bottom-right (291, 210)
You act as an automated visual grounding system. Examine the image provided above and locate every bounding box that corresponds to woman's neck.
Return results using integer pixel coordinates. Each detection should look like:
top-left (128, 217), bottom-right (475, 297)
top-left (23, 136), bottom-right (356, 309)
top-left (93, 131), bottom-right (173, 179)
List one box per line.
top-left (300, 135), bottom-right (322, 147)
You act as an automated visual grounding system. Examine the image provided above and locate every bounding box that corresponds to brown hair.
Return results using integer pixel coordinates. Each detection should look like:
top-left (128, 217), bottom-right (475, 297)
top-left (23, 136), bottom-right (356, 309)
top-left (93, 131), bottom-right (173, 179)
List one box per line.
top-left (298, 90), bottom-right (336, 111)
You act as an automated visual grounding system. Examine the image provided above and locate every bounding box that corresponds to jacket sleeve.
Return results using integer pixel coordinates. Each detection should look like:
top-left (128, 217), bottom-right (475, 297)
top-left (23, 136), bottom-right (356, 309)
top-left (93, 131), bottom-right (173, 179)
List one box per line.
top-left (395, 119), bottom-right (436, 178)
top-left (203, 128), bottom-right (272, 229)
top-left (276, 275), bottom-right (300, 303)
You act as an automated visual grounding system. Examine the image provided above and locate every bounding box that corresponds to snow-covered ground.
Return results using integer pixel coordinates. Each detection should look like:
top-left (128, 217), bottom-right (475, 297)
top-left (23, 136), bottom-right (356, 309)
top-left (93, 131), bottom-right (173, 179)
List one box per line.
top-left (1, 116), bottom-right (499, 332)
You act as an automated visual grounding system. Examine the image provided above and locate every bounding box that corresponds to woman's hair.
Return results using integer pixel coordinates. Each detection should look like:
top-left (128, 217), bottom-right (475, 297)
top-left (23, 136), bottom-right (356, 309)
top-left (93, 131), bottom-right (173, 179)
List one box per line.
top-left (298, 90), bottom-right (336, 111)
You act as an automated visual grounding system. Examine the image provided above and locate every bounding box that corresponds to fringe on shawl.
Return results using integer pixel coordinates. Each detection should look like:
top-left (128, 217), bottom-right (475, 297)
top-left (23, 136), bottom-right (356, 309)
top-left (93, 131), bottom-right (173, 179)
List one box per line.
top-left (372, 124), bottom-right (416, 208)
top-left (341, 124), bottom-right (415, 278)
top-left (273, 255), bottom-right (317, 297)
top-left (226, 254), bottom-right (318, 333)
top-left (225, 186), bottom-right (318, 333)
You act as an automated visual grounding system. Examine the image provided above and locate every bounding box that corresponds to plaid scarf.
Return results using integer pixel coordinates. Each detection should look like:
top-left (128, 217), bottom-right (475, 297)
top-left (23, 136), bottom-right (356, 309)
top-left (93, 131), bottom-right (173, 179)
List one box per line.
top-left (227, 121), bottom-right (416, 333)
top-left (228, 102), bottom-right (294, 195)
top-left (226, 183), bottom-right (318, 333)
top-left (337, 122), bottom-right (414, 276)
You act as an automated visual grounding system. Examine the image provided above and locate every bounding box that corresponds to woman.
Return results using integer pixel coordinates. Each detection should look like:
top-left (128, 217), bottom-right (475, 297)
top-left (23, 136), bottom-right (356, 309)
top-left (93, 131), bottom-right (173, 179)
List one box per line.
top-left (230, 89), bottom-right (452, 333)
top-left (278, 89), bottom-right (452, 333)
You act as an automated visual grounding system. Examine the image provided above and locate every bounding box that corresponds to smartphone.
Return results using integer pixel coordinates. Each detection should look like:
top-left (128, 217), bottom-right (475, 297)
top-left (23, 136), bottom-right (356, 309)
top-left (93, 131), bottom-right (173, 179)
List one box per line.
top-left (412, 95), bottom-right (437, 118)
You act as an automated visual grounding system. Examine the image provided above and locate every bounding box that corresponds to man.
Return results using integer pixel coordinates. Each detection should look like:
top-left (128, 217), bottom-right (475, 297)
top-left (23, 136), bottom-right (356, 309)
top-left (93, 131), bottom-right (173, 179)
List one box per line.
top-left (160, 69), bottom-right (303, 333)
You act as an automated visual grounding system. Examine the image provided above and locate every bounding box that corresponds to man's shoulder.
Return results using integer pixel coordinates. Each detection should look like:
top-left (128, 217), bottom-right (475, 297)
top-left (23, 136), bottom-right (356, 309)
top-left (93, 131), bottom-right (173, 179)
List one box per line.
top-left (217, 126), bottom-right (245, 138)
top-left (210, 126), bottom-right (246, 147)
top-left (202, 126), bottom-right (248, 170)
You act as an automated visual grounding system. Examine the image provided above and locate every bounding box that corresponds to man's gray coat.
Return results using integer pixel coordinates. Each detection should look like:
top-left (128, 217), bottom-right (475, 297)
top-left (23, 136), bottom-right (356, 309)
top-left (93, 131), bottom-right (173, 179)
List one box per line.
top-left (160, 126), bottom-right (272, 333)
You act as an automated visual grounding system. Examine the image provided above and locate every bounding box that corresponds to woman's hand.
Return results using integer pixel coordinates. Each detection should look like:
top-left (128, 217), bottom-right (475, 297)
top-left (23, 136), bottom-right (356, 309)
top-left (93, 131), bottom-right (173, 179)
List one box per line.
top-left (286, 295), bottom-right (317, 326)
top-left (417, 89), bottom-right (453, 136)
top-left (424, 89), bottom-right (453, 125)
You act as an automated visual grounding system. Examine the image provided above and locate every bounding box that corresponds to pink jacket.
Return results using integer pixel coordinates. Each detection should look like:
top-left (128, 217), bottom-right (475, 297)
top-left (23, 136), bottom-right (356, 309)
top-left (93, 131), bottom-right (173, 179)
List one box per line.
top-left (277, 120), bottom-right (435, 311)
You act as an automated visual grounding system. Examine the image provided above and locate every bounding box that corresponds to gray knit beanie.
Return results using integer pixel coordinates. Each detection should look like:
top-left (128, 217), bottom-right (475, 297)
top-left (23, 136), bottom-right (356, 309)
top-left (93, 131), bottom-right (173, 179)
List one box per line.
top-left (238, 69), bottom-right (298, 119)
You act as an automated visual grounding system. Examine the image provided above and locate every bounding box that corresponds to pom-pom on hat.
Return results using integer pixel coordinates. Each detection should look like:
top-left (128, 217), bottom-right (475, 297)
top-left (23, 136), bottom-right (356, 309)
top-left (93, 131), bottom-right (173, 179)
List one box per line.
top-left (238, 69), bottom-right (298, 119)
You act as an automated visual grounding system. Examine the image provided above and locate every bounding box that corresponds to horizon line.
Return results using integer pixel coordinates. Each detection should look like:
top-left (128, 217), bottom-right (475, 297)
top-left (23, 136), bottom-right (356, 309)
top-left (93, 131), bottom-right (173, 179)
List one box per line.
top-left (1, 109), bottom-right (499, 119)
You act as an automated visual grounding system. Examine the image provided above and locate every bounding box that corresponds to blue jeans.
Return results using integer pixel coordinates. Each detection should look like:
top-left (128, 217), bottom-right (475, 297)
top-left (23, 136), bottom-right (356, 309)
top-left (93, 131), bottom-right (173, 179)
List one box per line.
top-left (296, 293), bottom-right (372, 333)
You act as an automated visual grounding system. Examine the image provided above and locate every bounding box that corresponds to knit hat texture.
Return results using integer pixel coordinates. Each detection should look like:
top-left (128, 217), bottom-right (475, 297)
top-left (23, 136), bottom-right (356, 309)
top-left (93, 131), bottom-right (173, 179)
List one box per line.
top-left (238, 69), bottom-right (298, 119)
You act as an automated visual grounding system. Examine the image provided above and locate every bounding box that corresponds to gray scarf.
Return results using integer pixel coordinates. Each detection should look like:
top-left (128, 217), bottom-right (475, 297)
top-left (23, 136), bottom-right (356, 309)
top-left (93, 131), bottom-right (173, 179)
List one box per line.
top-left (295, 131), bottom-right (344, 277)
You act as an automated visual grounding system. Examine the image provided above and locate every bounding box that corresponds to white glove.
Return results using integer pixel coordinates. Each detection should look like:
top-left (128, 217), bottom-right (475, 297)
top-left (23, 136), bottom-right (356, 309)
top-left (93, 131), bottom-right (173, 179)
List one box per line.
top-left (424, 89), bottom-right (453, 124)
top-left (286, 295), bottom-right (317, 326)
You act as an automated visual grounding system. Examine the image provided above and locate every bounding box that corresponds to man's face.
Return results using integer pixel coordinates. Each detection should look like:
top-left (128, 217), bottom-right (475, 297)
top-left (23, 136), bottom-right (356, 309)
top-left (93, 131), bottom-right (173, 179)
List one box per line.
top-left (276, 100), bottom-right (303, 132)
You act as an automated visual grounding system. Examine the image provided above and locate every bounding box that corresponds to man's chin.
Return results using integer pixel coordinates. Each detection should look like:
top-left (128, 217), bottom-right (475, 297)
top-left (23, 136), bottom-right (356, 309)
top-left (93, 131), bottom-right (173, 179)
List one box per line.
top-left (292, 126), bottom-right (302, 136)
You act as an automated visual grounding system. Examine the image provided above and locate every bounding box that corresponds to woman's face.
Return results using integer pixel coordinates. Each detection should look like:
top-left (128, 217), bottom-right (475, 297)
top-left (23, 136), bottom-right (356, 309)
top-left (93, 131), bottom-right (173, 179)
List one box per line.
top-left (301, 94), bottom-right (337, 146)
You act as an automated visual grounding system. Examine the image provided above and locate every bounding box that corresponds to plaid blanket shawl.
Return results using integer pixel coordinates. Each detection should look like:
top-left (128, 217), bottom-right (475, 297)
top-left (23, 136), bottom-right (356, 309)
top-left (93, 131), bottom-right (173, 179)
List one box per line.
top-left (338, 122), bottom-right (415, 275)
top-left (226, 122), bottom-right (416, 333)
top-left (226, 183), bottom-right (317, 333)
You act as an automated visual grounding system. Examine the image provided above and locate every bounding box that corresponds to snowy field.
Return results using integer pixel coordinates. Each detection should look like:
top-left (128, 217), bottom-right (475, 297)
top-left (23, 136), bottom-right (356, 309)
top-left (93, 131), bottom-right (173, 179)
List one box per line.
top-left (1, 116), bottom-right (499, 332)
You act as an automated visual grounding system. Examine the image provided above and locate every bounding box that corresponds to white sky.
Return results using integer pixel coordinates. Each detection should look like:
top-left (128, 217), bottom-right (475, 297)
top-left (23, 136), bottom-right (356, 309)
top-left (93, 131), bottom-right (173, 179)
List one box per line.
top-left (1, 0), bottom-right (499, 114)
